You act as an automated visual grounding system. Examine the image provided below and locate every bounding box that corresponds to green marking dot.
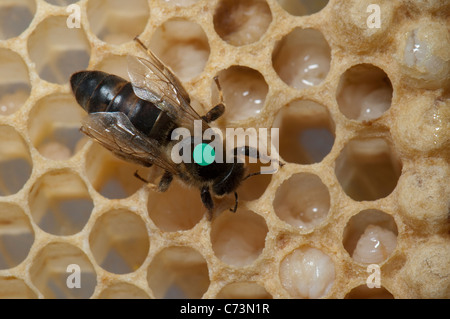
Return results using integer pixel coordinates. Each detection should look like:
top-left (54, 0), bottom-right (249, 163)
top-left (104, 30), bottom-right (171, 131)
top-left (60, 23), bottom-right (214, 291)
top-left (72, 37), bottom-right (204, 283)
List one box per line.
top-left (193, 143), bottom-right (215, 166)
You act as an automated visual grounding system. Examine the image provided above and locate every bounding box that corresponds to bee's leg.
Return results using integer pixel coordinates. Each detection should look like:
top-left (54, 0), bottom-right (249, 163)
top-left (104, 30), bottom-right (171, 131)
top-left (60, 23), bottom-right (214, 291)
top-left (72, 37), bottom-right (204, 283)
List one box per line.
top-left (202, 76), bottom-right (225, 123)
top-left (158, 171), bottom-right (173, 192)
top-left (202, 104), bottom-right (225, 123)
top-left (229, 192), bottom-right (238, 213)
top-left (134, 170), bottom-right (159, 192)
top-left (134, 170), bottom-right (150, 183)
top-left (200, 186), bottom-right (214, 218)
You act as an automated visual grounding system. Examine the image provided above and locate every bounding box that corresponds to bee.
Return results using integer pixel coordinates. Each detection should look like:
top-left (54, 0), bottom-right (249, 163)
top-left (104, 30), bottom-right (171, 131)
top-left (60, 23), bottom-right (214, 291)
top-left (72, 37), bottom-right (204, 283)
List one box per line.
top-left (70, 38), bottom-right (276, 214)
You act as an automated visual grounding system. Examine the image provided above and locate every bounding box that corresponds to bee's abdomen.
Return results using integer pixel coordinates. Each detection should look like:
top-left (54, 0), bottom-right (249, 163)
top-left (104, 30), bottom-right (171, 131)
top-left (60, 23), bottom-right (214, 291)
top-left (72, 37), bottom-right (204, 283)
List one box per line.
top-left (71, 71), bottom-right (130, 113)
top-left (70, 70), bottom-right (172, 142)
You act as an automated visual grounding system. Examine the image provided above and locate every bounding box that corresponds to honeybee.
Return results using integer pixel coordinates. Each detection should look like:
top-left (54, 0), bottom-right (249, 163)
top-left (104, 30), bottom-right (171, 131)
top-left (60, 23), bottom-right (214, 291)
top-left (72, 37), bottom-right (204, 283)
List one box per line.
top-left (70, 38), bottom-right (276, 214)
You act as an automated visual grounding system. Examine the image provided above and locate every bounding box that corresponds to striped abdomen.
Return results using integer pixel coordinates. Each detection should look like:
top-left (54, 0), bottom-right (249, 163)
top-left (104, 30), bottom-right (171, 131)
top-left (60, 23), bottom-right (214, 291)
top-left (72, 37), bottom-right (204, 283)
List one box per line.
top-left (70, 70), bottom-right (174, 143)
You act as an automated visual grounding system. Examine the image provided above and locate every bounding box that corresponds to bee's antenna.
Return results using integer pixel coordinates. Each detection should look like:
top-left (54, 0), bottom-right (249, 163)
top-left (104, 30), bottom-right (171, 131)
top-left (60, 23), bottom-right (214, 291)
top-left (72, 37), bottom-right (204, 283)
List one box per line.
top-left (242, 161), bottom-right (285, 181)
top-left (243, 171), bottom-right (262, 181)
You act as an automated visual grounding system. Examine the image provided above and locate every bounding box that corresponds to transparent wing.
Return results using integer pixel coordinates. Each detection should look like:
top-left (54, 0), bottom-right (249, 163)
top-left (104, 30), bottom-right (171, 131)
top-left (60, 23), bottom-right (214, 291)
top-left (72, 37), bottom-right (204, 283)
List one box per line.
top-left (127, 53), bottom-right (209, 131)
top-left (81, 112), bottom-right (178, 174)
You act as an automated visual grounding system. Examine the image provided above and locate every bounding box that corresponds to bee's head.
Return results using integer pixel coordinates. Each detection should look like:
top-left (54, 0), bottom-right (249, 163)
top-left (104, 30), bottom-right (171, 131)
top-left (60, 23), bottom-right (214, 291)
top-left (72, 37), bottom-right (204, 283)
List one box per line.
top-left (211, 162), bottom-right (245, 196)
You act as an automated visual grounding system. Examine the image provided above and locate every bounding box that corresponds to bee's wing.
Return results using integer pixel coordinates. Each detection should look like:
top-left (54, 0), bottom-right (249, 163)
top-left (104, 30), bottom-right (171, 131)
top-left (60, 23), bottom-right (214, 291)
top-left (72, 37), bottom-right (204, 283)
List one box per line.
top-left (81, 112), bottom-right (179, 175)
top-left (127, 53), bottom-right (209, 130)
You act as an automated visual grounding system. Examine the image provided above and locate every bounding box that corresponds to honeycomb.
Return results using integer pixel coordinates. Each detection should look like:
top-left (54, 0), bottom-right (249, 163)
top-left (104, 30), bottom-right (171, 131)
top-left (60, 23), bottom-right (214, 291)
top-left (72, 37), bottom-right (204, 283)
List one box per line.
top-left (0, 0), bottom-right (449, 299)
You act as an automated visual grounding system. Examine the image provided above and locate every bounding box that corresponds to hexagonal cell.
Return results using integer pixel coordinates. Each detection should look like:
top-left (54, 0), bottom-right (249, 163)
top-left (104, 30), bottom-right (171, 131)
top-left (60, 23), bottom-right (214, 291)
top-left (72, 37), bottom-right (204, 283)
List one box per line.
top-left (391, 92), bottom-right (449, 155)
top-left (89, 209), bottom-right (149, 274)
top-left (0, 0), bottom-right (36, 40)
top-left (273, 173), bottom-right (330, 229)
top-left (335, 137), bottom-right (402, 201)
top-left (0, 203), bottom-right (34, 270)
top-left (398, 20), bottom-right (450, 89)
top-left (345, 285), bottom-right (394, 299)
top-left (147, 179), bottom-right (206, 232)
top-left (0, 48), bottom-right (31, 116)
top-left (211, 209), bottom-right (268, 267)
top-left (217, 282), bottom-right (272, 299)
top-left (27, 15), bottom-right (90, 84)
top-left (213, 0), bottom-right (272, 46)
top-left (97, 282), bottom-right (150, 299)
top-left (28, 93), bottom-right (86, 160)
top-left (336, 64), bottom-right (393, 121)
top-left (87, 0), bottom-right (149, 45)
top-left (0, 276), bottom-right (37, 299)
top-left (147, 246), bottom-right (210, 299)
top-left (0, 126), bottom-right (32, 196)
top-left (28, 170), bottom-right (93, 236)
top-left (212, 66), bottom-right (268, 122)
top-left (149, 18), bottom-right (210, 81)
top-left (29, 242), bottom-right (97, 299)
top-left (45, 0), bottom-right (79, 5)
top-left (397, 158), bottom-right (450, 234)
top-left (343, 209), bottom-right (398, 264)
top-left (95, 54), bottom-right (129, 80)
top-left (400, 238), bottom-right (450, 298)
top-left (272, 99), bottom-right (335, 164)
top-left (272, 28), bottom-right (331, 90)
top-left (279, 247), bottom-right (335, 298)
top-left (331, 0), bottom-right (397, 54)
top-left (277, 0), bottom-right (329, 16)
top-left (85, 143), bottom-right (151, 199)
